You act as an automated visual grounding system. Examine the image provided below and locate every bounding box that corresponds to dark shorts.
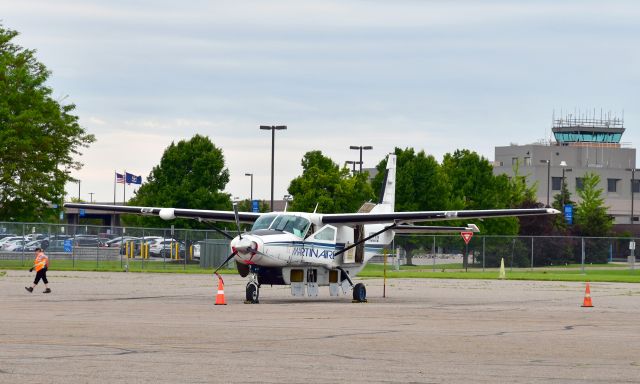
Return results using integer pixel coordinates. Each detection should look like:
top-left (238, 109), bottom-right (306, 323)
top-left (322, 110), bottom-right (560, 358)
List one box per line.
top-left (34, 268), bottom-right (48, 285)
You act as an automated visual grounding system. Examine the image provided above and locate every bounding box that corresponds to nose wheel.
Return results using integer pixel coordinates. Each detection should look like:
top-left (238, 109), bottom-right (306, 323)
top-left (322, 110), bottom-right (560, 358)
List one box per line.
top-left (245, 281), bottom-right (259, 304)
top-left (244, 268), bottom-right (260, 304)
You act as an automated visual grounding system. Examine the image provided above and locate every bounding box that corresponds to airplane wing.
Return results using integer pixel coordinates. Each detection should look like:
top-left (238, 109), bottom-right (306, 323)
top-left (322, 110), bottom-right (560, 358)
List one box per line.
top-left (63, 203), bottom-right (261, 223)
top-left (321, 208), bottom-right (559, 226)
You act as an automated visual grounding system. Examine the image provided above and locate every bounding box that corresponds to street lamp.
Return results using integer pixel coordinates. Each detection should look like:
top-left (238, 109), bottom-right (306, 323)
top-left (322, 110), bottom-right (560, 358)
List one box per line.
top-left (260, 125), bottom-right (287, 212)
top-left (345, 160), bottom-right (362, 174)
top-left (89, 192), bottom-right (94, 203)
top-left (244, 173), bottom-right (253, 202)
top-left (627, 168), bottom-right (639, 224)
top-left (349, 145), bottom-right (373, 173)
top-left (559, 161), bottom-right (571, 208)
top-left (540, 159), bottom-right (551, 207)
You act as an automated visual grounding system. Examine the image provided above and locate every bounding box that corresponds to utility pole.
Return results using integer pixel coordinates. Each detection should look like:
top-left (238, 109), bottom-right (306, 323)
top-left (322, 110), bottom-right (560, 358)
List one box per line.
top-left (260, 125), bottom-right (287, 211)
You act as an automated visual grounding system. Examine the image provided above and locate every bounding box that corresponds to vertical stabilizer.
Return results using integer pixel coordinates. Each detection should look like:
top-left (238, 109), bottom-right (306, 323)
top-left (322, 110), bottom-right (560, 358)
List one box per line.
top-left (371, 154), bottom-right (396, 214)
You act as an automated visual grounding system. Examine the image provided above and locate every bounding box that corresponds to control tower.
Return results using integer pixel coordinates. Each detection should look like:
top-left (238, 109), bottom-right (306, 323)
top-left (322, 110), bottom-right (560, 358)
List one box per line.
top-left (552, 111), bottom-right (625, 147)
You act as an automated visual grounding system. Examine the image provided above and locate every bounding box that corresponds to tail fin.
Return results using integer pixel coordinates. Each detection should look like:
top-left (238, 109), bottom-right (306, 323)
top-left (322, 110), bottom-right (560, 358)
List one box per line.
top-left (371, 154), bottom-right (396, 214)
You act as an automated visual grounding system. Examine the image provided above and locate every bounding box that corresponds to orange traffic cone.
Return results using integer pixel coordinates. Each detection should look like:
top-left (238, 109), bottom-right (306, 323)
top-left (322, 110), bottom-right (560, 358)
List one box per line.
top-left (215, 276), bottom-right (226, 305)
top-left (581, 282), bottom-right (593, 308)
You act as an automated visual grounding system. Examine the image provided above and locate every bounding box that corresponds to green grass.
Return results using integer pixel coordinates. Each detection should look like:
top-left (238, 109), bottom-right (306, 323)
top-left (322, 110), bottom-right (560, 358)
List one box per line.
top-left (0, 271), bottom-right (5, 277)
top-left (1, 259), bottom-right (639, 283)
top-left (360, 263), bottom-right (640, 283)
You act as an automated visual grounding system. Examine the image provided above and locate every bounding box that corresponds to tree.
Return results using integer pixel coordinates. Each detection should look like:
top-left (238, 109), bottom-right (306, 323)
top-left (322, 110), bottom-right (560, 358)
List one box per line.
top-left (572, 172), bottom-right (613, 263)
top-left (371, 148), bottom-right (452, 265)
top-left (0, 25), bottom-right (95, 221)
top-left (288, 151), bottom-right (374, 213)
top-left (123, 135), bottom-right (231, 229)
top-left (574, 172), bottom-right (613, 237)
top-left (441, 149), bottom-right (518, 235)
top-left (372, 148), bottom-right (451, 212)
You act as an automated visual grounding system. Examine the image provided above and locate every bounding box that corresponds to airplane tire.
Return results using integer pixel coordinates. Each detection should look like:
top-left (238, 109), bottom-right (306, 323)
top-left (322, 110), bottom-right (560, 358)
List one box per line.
top-left (245, 282), bottom-right (259, 304)
top-left (352, 283), bottom-right (366, 302)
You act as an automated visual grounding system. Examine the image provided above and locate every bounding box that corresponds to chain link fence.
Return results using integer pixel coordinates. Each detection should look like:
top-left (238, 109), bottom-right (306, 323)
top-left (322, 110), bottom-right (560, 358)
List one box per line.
top-left (0, 222), bottom-right (233, 272)
top-left (390, 234), bottom-right (638, 271)
top-left (1, 222), bottom-right (637, 272)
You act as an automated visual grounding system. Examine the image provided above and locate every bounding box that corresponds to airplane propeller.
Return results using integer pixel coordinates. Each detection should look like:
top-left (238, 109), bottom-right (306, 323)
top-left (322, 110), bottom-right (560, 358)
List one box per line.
top-left (212, 201), bottom-right (245, 275)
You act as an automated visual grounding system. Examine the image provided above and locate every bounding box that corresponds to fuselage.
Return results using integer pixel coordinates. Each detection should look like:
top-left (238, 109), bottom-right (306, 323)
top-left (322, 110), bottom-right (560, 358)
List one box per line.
top-left (230, 211), bottom-right (390, 284)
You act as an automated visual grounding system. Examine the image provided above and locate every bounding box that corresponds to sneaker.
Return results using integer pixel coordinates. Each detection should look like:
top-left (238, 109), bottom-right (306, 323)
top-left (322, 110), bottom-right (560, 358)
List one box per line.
top-left (25, 287), bottom-right (33, 293)
top-left (43, 288), bottom-right (51, 294)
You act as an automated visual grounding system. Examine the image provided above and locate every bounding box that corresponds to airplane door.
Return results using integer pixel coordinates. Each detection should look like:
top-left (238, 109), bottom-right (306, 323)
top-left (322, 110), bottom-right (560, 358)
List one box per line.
top-left (305, 225), bottom-right (337, 263)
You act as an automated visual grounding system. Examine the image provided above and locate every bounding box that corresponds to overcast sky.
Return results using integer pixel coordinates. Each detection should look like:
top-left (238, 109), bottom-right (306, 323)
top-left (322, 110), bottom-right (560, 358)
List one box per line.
top-left (4, 1), bottom-right (639, 203)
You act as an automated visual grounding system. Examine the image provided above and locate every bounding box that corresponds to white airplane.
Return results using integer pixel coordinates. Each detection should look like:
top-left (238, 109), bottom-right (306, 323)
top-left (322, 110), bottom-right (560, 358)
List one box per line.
top-left (65, 155), bottom-right (559, 303)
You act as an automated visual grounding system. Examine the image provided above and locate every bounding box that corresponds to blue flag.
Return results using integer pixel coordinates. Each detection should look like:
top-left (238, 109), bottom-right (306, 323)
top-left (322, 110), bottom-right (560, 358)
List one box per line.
top-left (125, 172), bottom-right (142, 185)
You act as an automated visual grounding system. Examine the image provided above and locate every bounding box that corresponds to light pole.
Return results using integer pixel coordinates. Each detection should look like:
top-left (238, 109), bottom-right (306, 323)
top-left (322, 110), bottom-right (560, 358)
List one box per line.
top-left (345, 160), bottom-right (361, 175)
top-left (76, 180), bottom-right (81, 201)
top-left (349, 145), bottom-right (373, 173)
top-left (559, 161), bottom-right (571, 207)
top-left (627, 168), bottom-right (638, 224)
top-left (260, 125), bottom-right (287, 212)
top-left (89, 192), bottom-right (94, 203)
top-left (540, 159), bottom-right (551, 207)
top-left (244, 173), bottom-right (253, 202)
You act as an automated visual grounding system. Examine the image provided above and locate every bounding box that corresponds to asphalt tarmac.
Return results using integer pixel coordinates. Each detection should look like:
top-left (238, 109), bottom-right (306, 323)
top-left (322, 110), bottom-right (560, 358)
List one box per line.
top-left (1, 270), bottom-right (639, 383)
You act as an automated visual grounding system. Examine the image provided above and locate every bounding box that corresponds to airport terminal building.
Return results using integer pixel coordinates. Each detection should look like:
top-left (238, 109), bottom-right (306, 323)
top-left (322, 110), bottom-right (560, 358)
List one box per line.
top-left (493, 113), bottom-right (637, 226)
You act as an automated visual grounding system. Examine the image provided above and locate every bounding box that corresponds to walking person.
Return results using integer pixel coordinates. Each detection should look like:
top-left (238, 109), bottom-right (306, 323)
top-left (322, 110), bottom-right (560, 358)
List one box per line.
top-left (25, 248), bottom-right (51, 293)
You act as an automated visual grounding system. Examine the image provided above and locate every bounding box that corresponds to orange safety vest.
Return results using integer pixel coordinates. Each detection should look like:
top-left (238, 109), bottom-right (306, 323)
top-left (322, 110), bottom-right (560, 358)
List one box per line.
top-left (34, 253), bottom-right (49, 272)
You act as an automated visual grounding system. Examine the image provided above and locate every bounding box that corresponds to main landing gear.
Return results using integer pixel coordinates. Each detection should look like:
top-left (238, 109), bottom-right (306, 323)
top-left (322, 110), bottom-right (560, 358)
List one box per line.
top-left (337, 267), bottom-right (367, 303)
top-left (352, 283), bottom-right (367, 303)
top-left (244, 269), bottom-right (260, 304)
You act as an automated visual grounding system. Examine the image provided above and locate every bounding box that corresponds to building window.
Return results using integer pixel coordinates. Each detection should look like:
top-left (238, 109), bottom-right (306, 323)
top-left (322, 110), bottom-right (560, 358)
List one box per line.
top-left (633, 180), bottom-right (640, 194)
top-left (524, 157), bottom-right (531, 166)
top-left (551, 177), bottom-right (562, 191)
top-left (511, 157), bottom-right (518, 166)
top-left (576, 177), bottom-right (584, 191)
top-left (607, 179), bottom-right (619, 193)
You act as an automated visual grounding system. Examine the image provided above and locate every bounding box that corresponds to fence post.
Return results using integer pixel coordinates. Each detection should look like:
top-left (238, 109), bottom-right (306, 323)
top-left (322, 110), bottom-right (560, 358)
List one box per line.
top-left (511, 238), bottom-right (515, 272)
top-left (531, 237), bottom-right (534, 271)
top-left (21, 224), bottom-right (25, 267)
top-left (482, 236), bottom-right (485, 272)
top-left (432, 236), bottom-right (436, 272)
top-left (581, 237), bottom-right (585, 273)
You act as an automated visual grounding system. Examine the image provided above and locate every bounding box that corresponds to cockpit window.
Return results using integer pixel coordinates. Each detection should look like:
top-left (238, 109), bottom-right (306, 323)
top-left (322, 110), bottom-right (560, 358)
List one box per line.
top-left (270, 215), bottom-right (311, 237)
top-left (251, 214), bottom-right (277, 231)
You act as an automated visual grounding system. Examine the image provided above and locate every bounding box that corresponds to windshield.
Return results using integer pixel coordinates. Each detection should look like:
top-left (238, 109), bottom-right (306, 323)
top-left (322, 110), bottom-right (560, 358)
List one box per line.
top-left (270, 215), bottom-right (311, 237)
top-left (251, 214), bottom-right (277, 231)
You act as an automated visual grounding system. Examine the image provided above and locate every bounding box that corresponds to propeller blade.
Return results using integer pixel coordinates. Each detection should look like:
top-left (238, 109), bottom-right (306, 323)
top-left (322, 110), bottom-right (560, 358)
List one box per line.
top-left (213, 251), bottom-right (237, 275)
top-left (233, 202), bottom-right (242, 240)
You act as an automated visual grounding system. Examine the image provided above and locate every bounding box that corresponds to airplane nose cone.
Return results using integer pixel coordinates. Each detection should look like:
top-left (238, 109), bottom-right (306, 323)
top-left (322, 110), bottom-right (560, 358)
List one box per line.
top-left (231, 236), bottom-right (261, 256)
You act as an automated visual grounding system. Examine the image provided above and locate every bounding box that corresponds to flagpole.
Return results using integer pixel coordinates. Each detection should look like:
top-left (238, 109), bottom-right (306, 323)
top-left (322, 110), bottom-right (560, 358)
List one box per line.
top-left (123, 170), bottom-right (126, 205)
top-left (113, 170), bottom-right (116, 205)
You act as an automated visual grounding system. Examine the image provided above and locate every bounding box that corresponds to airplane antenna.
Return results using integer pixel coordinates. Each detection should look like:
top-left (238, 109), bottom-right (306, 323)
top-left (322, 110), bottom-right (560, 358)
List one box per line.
top-left (232, 202), bottom-right (242, 239)
top-left (313, 203), bottom-right (319, 213)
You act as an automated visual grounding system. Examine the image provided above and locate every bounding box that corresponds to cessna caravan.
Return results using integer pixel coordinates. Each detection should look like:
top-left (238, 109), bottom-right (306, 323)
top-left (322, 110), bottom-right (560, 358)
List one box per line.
top-left (65, 155), bottom-right (558, 303)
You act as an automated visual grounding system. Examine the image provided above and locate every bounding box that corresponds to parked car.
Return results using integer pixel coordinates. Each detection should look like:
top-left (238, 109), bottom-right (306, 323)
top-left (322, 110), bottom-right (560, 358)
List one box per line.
top-left (25, 233), bottom-right (47, 241)
top-left (149, 238), bottom-right (186, 258)
top-left (105, 236), bottom-right (140, 248)
top-left (46, 239), bottom-right (69, 252)
top-left (73, 235), bottom-right (104, 247)
top-left (0, 237), bottom-right (26, 250)
top-left (0, 233), bottom-right (17, 240)
top-left (5, 240), bottom-right (28, 251)
top-left (12, 240), bottom-right (43, 252)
